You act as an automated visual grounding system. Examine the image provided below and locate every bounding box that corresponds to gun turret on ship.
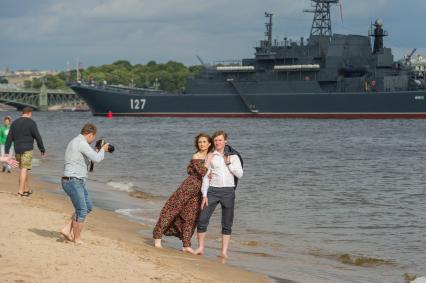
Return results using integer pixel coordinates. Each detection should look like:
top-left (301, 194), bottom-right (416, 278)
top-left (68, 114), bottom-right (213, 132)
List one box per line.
top-left (71, 0), bottom-right (426, 118)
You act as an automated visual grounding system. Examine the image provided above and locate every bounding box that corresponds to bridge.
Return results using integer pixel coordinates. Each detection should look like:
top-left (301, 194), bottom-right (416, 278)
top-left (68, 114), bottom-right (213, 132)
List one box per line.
top-left (0, 85), bottom-right (85, 111)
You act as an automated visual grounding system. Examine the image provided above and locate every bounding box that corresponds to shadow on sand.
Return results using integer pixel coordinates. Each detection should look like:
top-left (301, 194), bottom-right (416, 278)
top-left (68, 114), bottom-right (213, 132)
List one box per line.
top-left (28, 228), bottom-right (65, 242)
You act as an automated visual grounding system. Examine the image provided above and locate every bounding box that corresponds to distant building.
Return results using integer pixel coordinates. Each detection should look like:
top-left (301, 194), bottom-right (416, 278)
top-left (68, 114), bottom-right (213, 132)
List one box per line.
top-left (0, 67), bottom-right (12, 77)
top-left (0, 69), bottom-right (60, 87)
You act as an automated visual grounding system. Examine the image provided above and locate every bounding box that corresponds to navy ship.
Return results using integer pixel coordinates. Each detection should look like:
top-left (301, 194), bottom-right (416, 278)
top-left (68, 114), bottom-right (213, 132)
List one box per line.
top-left (71, 0), bottom-right (426, 118)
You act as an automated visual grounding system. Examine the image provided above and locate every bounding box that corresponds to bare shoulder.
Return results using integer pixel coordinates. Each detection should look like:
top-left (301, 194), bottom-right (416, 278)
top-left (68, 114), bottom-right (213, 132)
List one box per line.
top-left (192, 153), bottom-right (199, 159)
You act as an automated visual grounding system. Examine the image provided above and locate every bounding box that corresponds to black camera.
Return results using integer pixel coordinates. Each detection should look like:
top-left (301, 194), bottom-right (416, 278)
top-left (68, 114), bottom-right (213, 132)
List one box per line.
top-left (89, 139), bottom-right (114, 172)
top-left (95, 139), bottom-right (115, 153)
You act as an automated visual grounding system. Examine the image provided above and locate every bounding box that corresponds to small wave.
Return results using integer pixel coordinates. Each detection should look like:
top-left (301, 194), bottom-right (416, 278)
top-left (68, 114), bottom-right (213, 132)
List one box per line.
top-left (115, 208), bottom-right (157, 223)
top-left (404, 274), bottom-right (419, 283)
top-left (115, 208), bottom-right (143, 217)
top-left (244, 240), bottom-right (260, 247)
top-left (309, 251), bottom-right (396, 267)
top-left (269, 276), bottom-right (298, 283)
top-left (236, 250), bottom-right (278, 258)
top-left (337, 254), bottom-right (396, 267)
top-left (245, 228), bottom-right (291, 237)
top-left (107, 181), bottom-right (135, 192)
top-left (128, 190), bottom-right (165, 201)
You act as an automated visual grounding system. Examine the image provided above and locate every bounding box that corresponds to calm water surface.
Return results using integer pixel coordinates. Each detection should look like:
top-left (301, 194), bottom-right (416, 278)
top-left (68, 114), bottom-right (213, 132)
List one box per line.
top-left (3, 111), bottom-right (425, 283)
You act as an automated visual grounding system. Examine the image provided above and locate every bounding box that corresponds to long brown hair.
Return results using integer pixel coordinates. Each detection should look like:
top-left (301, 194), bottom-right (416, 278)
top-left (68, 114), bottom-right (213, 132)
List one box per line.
top-left (194, 133), bottom-right (213, 152)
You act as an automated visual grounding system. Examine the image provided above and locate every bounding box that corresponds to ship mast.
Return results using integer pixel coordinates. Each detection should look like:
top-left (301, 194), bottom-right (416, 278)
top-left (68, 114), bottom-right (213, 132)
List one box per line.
top-left (264, 12), bottom-right (273, 49)
top-left (76, 58), bottom-right (81, 82)
top-left (368, 19), bottom-right (388, 54)
top-left (304, 0), bottom-right (339, 38)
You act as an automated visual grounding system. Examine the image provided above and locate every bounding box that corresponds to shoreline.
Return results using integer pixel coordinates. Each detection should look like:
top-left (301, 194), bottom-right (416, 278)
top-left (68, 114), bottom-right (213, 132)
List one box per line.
top-left (0, 171), bottom-right (271, 283)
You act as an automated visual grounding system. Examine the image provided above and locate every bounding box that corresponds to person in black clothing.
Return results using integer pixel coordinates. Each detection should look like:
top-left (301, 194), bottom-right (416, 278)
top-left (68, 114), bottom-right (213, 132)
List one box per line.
top-left (5, 107), bottom-right (45, 197)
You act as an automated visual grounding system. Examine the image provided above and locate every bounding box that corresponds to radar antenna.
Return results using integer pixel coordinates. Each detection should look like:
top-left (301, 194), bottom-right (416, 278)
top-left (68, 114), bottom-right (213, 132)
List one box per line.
top-left (304, 0), bottom-right (339, 38)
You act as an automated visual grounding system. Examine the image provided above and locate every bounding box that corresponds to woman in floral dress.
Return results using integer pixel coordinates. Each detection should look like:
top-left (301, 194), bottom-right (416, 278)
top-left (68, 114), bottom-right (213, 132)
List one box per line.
top-left (153, 133), bottom-right (212, 253)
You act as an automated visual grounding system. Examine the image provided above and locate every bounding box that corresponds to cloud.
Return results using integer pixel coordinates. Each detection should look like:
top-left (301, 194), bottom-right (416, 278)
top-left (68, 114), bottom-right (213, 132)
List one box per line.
top-left (0, 0), bottom-right (425, 69)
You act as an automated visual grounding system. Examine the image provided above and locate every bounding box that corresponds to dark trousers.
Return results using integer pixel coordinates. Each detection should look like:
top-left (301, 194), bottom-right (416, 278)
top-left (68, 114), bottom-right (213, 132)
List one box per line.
top-left (197, 186), bottom-right (235, 235)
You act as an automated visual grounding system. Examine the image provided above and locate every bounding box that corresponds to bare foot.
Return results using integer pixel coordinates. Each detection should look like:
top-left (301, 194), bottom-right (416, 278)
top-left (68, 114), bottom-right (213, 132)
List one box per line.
top-left (219, 253), bottom-right (229, 264)
top-left (182, 247), bottom-right (195, 254)
top-left (194, 247), bottom-right (204, 255)
top-left (60, 230), bottom-right (73, 242)
top-left (74, 239), bottom-right (84, 245)
top-left (154, 239), bottom-right (162, 248)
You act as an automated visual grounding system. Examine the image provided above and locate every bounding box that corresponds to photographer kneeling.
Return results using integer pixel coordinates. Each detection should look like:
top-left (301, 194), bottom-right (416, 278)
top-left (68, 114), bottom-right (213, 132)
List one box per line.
top-left (60, 123), bottom-right (110, 244)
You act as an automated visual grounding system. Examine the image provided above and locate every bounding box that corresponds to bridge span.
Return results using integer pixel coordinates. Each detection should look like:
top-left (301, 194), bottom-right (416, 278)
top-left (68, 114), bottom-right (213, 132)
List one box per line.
top-left (0, 85), bottom-right (85, 111)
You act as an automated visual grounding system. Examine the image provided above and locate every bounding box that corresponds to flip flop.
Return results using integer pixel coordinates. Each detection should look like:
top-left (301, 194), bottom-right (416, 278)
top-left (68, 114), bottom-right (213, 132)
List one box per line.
top-left (23, 191), bottom-right (33, 196)
top-left (17, 192), bottom-right (26, 197)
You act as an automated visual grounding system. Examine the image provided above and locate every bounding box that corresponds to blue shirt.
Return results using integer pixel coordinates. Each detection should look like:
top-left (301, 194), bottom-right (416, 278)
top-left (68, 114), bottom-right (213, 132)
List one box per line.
top-left (63, 134), bottom-right (104, 179)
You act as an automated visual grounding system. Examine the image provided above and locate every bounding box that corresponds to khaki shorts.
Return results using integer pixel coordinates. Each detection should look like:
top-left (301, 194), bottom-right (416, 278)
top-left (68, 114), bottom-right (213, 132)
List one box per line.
top-left (16, 150), bottom-right (33, 170)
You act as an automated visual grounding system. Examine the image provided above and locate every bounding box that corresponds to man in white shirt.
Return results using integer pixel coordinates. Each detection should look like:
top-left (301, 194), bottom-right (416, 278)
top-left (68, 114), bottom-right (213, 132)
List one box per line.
top-left (195, 130), bottom-right (243, 260)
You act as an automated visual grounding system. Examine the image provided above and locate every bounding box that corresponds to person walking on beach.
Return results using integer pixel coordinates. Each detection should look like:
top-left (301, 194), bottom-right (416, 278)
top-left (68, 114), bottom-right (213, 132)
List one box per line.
top-left (195, 130), bottom-right (243, 260)
top-left (60, 123), bottom-right (110, 244)
top-left (0, 116), bottom-right (13, 173)
top-left (153, 133), bottom-right (212, 253)
top-left (4, 107), bottom-right (45, 197)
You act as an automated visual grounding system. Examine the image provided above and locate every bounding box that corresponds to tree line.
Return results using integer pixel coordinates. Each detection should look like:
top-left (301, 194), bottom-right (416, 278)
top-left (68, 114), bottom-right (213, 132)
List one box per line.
top-left (24, 60), bottom-right (203, 93)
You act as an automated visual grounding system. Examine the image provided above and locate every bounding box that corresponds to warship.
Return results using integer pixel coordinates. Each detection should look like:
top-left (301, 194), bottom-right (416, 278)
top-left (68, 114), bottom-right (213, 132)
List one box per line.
top-left (70, 0), bottom-right (426, 118)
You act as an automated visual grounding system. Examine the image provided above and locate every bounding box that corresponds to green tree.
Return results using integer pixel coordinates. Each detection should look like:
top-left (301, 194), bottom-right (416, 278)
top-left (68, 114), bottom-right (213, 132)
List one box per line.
top-left (44, 75), bottom-right (66, 89)
top-left (32, 59), bottom-right (204, 92)
top-left (31, 79), bottom-right (42, 89)
top-left (147, 60), bottom-right (157, 68)
top-left (112, 60), bottom-right (132, 70)
top-left (24, 80), bottom-right (32, 88)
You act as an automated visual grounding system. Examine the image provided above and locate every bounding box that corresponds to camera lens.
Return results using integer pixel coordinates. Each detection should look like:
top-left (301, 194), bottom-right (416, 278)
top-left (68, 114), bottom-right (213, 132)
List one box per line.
top-left (108, 144), bottom-right (115, 153)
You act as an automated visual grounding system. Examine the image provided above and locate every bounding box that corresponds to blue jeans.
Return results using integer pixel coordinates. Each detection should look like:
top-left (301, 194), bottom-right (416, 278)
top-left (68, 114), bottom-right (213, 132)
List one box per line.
top-left (62, 178), bottom-right (92, 222)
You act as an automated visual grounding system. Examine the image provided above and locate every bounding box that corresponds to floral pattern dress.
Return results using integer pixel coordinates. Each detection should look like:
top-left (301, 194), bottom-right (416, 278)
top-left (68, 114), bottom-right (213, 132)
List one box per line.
top-left (153, 159), bottom-right (207, 247)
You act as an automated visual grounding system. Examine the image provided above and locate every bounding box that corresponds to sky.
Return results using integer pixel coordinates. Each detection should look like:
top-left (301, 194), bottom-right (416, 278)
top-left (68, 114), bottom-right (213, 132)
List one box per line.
top-left (1, 0), bottom-right (426, 71)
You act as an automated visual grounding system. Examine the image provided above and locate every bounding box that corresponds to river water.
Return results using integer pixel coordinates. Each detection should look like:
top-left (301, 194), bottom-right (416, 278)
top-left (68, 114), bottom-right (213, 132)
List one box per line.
top-left (2, 111), bottom-right (425, 283)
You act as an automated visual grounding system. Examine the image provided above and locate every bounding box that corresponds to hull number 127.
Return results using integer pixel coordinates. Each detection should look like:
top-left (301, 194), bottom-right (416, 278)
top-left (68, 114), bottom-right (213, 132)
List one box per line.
top-left (130, 98), bottom-right (146, 110)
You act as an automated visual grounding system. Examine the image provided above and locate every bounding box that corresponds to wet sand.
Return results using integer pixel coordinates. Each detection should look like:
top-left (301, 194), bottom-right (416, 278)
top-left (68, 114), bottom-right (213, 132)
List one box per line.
top-left (0, 171), bottom-right (270, 283)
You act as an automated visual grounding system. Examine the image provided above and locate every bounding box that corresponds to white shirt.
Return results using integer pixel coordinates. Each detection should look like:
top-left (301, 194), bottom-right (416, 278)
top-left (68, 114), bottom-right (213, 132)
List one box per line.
top-left (201, 150), bottom-right (243, 197)
top-left (63, 134), bottom-right (105, 179)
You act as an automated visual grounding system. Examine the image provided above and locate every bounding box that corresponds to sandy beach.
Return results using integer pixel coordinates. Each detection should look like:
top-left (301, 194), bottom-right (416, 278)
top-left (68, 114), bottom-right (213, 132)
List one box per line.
top-left (0, 172), bottom-right (270, 283)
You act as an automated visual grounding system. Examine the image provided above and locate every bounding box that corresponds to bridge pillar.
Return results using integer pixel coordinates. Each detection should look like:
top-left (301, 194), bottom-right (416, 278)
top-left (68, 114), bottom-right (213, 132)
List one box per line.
top-left (38, 84), bottom-right (48, 111)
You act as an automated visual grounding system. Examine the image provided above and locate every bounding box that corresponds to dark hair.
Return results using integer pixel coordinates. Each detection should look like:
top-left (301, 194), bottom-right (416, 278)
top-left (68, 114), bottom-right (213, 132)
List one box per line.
top-left (212, 130), bottom-right (228, 141)
top-left (4, 116), bottom-right (11, 122)
top-left (22, 107), bottom-right (33, 114)
top-left (81, 123), bottom-right (97, 135)
top-left (194, 133), bottom-right (212, 152)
